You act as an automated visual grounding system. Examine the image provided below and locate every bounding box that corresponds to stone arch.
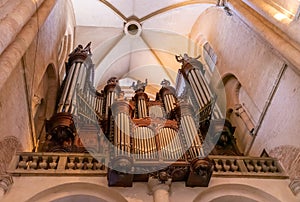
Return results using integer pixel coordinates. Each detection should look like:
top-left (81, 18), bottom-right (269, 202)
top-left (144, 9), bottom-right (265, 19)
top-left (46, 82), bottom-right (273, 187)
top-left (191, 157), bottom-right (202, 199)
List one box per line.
top-left (25, 182), bottom-right (127, 202)
top-left (221, 73), bottom-right (241, 107)
top-left (193, 184), bottom-right (281, 202)
top-left (221, 73), bottom-right (255, 153)
top-left (33, 63), bottom-right (58, 149)
top-left (0, 136), bottom-right (22, 173)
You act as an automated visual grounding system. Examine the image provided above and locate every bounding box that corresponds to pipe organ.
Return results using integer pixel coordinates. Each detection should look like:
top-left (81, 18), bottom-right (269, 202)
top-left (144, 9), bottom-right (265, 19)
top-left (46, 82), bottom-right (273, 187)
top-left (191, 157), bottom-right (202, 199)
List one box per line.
top-left (132, 79), bottom-right (149, 118)
top-left (110, 101), bottom-right (132, 157)
top-left (104, 77), bottom-right (120, 117)
top-left (174, 102), bottom-right (205, 159)
top-left (43, 44), bottom-right (241, 187)
top-left (134, 126), bottom-right (157, 159)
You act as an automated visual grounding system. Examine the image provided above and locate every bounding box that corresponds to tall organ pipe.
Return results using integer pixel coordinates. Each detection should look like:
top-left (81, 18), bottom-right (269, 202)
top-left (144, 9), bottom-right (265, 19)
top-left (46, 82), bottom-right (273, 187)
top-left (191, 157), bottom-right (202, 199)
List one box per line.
top-left (104, 79), bottom-right (120, 117)
top-left (111, 100), bottom-right (132, 157)
top-left (159, 86), bottom-right (177, 115)
top-left (134, 92), bottom-right (149, 118)
top-left (45, 43), bottom-right (96, 150)
top-left (174, 102), bottom-right (205, 159)
top-left (180, 63), bottom-right (214, 112)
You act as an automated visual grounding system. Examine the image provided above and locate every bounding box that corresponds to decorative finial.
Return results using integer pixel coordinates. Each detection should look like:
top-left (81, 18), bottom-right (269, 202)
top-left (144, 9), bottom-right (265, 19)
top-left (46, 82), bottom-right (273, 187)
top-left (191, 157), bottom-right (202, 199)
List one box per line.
top-left (160, 79), bottom-right (171, 87)
top-left (130, 79), bottom-right (148, 92)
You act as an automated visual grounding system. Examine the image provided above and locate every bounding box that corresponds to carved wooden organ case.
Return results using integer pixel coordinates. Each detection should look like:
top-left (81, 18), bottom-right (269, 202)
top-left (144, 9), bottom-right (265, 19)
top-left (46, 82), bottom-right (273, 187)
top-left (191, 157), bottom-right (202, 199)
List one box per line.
top-left (42, 44), bottom-right (241, 187)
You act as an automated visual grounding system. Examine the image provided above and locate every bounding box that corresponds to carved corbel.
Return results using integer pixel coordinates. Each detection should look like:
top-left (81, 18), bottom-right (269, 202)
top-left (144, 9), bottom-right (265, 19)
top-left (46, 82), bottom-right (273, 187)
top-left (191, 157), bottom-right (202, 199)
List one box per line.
top-left (0, 174), bottom-right (13, 198)
top-left (289, 178), bottom-right (300, 196)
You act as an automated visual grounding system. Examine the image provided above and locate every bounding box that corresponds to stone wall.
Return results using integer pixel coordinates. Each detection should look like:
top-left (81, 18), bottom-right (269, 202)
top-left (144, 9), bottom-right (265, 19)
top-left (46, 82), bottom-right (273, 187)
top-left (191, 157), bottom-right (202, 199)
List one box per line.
top-left (1, 176), bottom-right (298, 202)
top-left (0, 0), bottom-right (75, 172)
top-left (189, 7), bottom-right (300, 161)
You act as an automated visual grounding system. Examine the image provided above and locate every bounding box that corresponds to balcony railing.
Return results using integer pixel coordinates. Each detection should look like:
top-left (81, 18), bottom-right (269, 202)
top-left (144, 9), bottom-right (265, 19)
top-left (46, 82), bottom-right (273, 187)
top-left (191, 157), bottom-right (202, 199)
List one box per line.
top-left (7, 152), bottom-right (288, 179)
top-left (210, 155), bottom-right (288, 179)
top-left (7, 152), bottom-right (108, 176)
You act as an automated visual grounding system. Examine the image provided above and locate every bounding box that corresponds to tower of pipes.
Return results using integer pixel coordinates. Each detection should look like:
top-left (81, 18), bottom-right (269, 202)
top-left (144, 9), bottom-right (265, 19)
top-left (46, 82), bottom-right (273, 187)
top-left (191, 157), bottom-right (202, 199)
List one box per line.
top-left (175, 53), bottom-right (241, 156)
top-left (43, 43), bottom-right (104, 153)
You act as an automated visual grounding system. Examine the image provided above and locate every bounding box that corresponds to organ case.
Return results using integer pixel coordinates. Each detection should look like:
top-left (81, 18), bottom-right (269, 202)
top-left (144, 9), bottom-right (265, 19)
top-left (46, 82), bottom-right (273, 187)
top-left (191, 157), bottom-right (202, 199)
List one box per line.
top-left (42, 44), bottom-right (241, 187)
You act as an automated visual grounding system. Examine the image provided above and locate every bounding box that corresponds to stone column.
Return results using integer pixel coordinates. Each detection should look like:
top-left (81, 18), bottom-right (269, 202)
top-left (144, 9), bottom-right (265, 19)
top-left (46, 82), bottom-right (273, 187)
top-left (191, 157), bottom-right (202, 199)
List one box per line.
top-left (148, 175), bottom-right (172, 202)
top-left (0, 175), bottom-right (13, 199)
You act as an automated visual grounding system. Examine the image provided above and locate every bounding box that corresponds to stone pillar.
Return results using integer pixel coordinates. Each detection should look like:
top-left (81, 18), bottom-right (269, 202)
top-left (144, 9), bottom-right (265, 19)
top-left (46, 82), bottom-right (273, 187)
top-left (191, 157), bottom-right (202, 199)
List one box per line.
top-left (0, 175), bottom-right (13, 199)
top-left (148, 175), bottom-right (172, 202)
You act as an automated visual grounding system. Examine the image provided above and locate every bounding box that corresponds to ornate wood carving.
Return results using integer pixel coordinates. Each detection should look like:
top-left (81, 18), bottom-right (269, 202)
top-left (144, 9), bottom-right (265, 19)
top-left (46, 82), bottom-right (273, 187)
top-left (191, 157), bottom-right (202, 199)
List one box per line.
top-left (42, 47), bottom-right (243, 187)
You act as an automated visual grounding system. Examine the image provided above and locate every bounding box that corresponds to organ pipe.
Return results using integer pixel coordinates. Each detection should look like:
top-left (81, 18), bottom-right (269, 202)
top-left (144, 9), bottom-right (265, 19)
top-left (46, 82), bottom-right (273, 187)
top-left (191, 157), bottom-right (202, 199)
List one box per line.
top-left (159, 84), bottom-right (177, 115)
top-left (174, 102), bottom-right (205, 159)
top-left (134, 92), bottom-right (148, 118)
top-left (104, 77), bottom-right (121, 117)
top-left (46, 48), bottom-right (235, 188)
top-left (111, 100), bottom-right (132, 157)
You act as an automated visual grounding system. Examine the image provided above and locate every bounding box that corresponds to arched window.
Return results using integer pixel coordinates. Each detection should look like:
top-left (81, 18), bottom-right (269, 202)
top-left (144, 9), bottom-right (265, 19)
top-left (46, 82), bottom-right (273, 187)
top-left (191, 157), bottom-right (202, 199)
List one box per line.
top-left (222, 74), bottom-right (255, 153)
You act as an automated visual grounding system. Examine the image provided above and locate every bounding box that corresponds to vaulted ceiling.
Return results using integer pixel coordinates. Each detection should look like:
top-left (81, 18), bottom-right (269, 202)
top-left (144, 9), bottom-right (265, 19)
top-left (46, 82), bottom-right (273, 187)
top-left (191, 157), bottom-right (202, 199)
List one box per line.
top-left (71, 0), bottom-right (215, 97)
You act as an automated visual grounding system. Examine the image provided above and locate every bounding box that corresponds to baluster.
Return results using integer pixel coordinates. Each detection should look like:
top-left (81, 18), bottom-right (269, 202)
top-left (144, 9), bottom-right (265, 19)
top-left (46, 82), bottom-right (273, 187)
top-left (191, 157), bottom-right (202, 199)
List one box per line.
top-left (49, 156), bottom-right (58, 169)
top-left (39, 156), bottom-right (48, 169)
top-left (28, 156), bottom-right (38, 169)
top-left (67, 157), bottom-right (75, 169)
top-left (76, 157), bottom-right (83, 170)
top-left (222, 159), bottom-right (230, 172)
top-left (18, 155), bottom-right (28, 169)
top-left (253, 159), bottom-right (262, 172)
top-left (266, 160), bottom-right (278, 172)
top-left (244, 159), bottom-right (254, 172)
top-left (229, 159), bottom-right (239, 172)
top-left (95, 160), bottom-right (102, 170)
top-left (261, 160), bottom-right (269, 172)
top-left (213, 159), bottom-right (222, 172)
top-left (87, 157), bottom-right (93, 169)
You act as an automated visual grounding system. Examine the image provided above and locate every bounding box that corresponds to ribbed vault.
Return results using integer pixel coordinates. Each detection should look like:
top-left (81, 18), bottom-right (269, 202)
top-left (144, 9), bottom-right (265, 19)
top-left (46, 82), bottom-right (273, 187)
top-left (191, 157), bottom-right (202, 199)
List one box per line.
top-left (71, 0), bottom-right (216, 97)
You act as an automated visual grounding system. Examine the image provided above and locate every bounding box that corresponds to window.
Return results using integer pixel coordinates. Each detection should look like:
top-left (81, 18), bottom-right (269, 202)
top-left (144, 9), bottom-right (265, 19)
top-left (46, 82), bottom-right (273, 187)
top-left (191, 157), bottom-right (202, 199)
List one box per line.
top-left (203, 42), bottom-right (217, 73)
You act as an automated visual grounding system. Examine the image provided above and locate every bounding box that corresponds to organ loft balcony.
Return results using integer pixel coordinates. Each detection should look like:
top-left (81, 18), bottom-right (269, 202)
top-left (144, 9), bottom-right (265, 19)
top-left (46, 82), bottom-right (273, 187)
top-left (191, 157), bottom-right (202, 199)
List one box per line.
top-left (7, 43), bottom-right (288, 188)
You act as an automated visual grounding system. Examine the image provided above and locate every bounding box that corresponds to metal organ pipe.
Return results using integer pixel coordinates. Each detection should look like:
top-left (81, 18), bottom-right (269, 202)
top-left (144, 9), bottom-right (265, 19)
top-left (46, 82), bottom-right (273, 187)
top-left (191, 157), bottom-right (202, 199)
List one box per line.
top-left (188, 75), bottom-right (204, 108)
top-left (133, 127), bottom-right (156, 159)
top-left (65, 62), bottom-right (81, 112)
top-left (176, 102), bottom-right (205, 159)
top-left (79, 66), bottom-right (87, 90)
top-left (57, 63), bottom-right (76, 112)
top-left (158, 127), bottom-right (181, 160)
top-left (185, 67), bottom-right (214, 111)
top-left (160, 86), bottom-right (177, 115)
top-left (134, 92), bottom-right (148, 118)
top-left (194, 69), bottom-right (212, 101)
top-left (191, 70), bottom-right (208, 104)
top-left (138, 99), bottom-right (147, 118)
top-left (111, 101), bottom-right (132, 157)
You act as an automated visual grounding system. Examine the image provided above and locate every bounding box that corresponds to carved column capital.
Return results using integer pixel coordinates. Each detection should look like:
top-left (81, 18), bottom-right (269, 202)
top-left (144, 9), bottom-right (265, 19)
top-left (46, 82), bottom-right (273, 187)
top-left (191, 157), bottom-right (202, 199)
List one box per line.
top-left (148, 176), bottom-right (172, 193)
top-left (289, 178), bottom-right (300, 196)
top-left (148, 175), bottom-right (172, 202)
top-left (0, 174), bottom-right (13, 198)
